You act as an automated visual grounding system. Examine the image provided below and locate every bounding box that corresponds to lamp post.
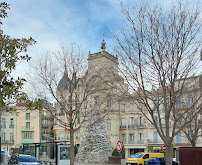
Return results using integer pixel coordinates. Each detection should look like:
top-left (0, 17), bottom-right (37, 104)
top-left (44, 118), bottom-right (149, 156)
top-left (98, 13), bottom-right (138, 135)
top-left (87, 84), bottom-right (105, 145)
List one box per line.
top-left (0, 24), bottom-right (3, 164)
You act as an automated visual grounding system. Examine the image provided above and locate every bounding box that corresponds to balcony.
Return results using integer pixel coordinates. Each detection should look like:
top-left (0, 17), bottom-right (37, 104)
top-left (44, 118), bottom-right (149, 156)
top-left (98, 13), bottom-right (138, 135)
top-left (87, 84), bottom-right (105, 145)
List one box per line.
top-left (137, 124), bottom-right (144, 128)
top-left (58, 137), bottom-right (66, 141)
top-left (9, 125), bottom-right (14, 128)
top-left (138, 140), bottom-right (143, 144)
top-left (21, 126), bottom-right (34, 132)
top-left (128, 124), bottom-right (134, 129)
top-left (1, 140), bottom-right (14, 144)
top-left (42, 123), bottom-right (48, 128)
top-left (120, 125), bottom-right (126, 130)
top-left (147, 139), bottom-right (158, 144)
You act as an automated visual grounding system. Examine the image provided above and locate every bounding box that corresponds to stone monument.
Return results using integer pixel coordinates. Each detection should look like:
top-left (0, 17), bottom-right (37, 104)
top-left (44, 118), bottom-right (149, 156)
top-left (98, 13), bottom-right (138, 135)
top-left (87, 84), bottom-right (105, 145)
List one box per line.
top-left (75, 106), bottom-right (112, 163)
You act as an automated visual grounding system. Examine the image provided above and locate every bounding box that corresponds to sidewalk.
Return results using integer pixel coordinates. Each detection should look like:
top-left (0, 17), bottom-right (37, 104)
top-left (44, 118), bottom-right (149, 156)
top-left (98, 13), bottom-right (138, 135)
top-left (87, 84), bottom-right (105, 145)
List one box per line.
top-left (75, 159), bottom-right (126, 165)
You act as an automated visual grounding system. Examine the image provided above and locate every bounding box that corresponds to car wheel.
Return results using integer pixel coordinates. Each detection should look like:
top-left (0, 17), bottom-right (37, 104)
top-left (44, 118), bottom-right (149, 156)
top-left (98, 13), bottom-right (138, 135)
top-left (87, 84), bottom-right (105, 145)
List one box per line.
top-left (139, 164), bottom-right (143, 165)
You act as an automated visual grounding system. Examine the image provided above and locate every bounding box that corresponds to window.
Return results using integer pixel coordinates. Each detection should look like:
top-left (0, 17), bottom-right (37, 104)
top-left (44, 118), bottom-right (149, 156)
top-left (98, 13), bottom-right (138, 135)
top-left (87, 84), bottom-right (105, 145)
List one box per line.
top-left (153, 100), bottom-right (157, 110)
top-left (107, 119), bottom-right (111, 131)
top-left (166, 97), bottom-right (170, 109)
top-left (10, 118), bottom-right (14, 128)
top-left (176, 132), bottom-right (181, 143)
top-left (138, 116), bottom-right (143, 127)
top-left (138, 102), bottom-right (142, 110)
top-left (76, 132), bottom-right (80, 139)
top-left (121, 118), bottom-right (126, 128)
top-left (76, 93), bottom-right (80, 102)
top-left (1, 118), bottom-right (6, 128)
top-left (2, 133), bottom-right (6, 142)
top-left (121, 104), bottom-right (125, 112)
top-left (153, 131), bottom-right (158, 143)
top-left (43, 119), bottom-right (47, 126)
top-left (22, 132), bottom-right (33, 139)
top-left (182, 83), bottom-right (188, 91)
top-left (107, 96), bottom-right (111, 107)
top-left (121, 134), bottom-right (126, 143)
top-left (129, 104), bottom-right (134, 111)
top-left (187, 95), bottom-right (193, 107)
top-left (138, 133), bottom-right (143, 144)
top-left (10, 133), bottom-right (14, 142)
top-left (129, 117), bottom-right (134, 128)
top-left (26, 113), bottom-right (30, 120)
top-left (94, 96), bottom-right (100, 105)
top-left (176, 114), bottom-right (181, 126)
top-left (43, 129), bottom-right (47, 134)
top-left (59, 132), bottom-right (64, 140)
top-left (176, 97), bottom-right (181, 109)
top-left (129, 134), bottom-right (134, 144)
top-left (83, 99), bottom-right (88, 109)
top-left (67, 133), bottom-right (70, 140)
top-left (77, 118), bottom-right (80, 124)
top-left (154, 116), bottom-right (158, 125)
top-left (60, 108), bottom-right (64, 114)
top-left (26, 122), bottom-right (30, 129)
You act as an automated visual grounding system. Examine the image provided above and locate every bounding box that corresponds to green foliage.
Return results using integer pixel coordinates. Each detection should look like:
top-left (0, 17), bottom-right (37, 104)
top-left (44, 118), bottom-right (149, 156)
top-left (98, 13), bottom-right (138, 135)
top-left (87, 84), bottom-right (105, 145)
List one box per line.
top-left (0, 2), bottom-right (10, 24)
top-left (0, 2), bottom-right (38, 111)
top-left (112, 148), bottom-right (120, 157)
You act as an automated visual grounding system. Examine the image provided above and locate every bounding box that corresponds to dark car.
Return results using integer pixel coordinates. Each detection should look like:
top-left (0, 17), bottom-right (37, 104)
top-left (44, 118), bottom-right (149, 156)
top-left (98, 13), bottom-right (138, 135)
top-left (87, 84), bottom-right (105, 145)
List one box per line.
top-left (146, 157), bottom-right (178, 165)
top-left (8, 154), bottom-right (40, 165)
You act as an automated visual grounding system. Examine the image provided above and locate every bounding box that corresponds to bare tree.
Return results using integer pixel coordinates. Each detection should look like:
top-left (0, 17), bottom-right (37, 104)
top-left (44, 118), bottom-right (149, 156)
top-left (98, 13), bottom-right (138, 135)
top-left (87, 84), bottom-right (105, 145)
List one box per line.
top-left (28, 43), bottom-right (120, 165)
top-left (111, 0), bottom-right (202, 164)
top-left (182, 82), bottom-right (202, 147)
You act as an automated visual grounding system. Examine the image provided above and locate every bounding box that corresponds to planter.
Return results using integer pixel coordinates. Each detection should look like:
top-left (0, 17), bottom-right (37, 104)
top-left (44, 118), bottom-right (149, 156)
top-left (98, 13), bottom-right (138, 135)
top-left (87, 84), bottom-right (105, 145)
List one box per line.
top-left (108, 156), bottom-right (121, 164)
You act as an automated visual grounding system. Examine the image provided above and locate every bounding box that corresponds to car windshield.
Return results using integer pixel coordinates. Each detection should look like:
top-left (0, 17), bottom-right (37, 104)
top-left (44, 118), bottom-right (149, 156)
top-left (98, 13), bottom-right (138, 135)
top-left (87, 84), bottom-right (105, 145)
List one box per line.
top-left (18, 156), bottom-right (38, 162)
top-left (132, 154), bottom-right (144, 158)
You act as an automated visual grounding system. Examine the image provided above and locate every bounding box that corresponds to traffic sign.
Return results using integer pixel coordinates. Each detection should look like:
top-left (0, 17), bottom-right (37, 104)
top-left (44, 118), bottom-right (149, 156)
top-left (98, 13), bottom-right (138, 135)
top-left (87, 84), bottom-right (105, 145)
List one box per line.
top-left (116, 141), bottom-right (122, 152)
top-left (162, 145), bottom-right (166, 152)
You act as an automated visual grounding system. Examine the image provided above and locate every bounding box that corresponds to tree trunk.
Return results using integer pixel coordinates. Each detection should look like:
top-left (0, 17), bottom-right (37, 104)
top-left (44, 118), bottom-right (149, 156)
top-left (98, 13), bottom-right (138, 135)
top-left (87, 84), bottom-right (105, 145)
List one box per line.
top-left (165, 143), bottom-right (173, 165)
top-left (70, 127), bottom-right (75, 165)
top-left (191, 141), bottom-right (196, 147)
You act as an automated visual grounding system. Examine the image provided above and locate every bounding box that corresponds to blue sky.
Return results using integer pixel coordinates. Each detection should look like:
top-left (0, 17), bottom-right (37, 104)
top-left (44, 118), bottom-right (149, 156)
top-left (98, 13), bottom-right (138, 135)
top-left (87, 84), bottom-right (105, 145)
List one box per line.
top-left (3, 0), bottom-right (121, 54)
top-left (2, 0), bottom-right (124, 81)
top-left (2, 0), bottom-right (201, 81)
top-left (1, 0), bottom-right (123, 86)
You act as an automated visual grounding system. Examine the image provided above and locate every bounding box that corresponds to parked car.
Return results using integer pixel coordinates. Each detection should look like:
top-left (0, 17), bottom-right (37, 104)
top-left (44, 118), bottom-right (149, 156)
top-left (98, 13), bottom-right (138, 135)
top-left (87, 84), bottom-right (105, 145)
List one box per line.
top-left (126, 153), bottom-right (164, 165)
top-left (146, 157), bottom-right (178, 165)
top-left (8, 154), bottom-right (40, 165)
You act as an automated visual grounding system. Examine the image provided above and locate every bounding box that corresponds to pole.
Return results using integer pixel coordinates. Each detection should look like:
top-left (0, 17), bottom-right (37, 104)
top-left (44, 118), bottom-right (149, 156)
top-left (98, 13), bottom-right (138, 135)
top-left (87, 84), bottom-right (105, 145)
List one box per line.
top-left (0, 24), bottom-right (3, 165)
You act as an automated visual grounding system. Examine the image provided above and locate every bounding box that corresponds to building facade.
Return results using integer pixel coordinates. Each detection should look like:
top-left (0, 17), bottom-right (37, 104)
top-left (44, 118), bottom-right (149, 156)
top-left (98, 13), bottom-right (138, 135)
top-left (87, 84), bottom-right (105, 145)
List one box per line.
top-left (1, 111), bottom-right (16, 151)
top-left (43, 43), bottom-right (202, 159)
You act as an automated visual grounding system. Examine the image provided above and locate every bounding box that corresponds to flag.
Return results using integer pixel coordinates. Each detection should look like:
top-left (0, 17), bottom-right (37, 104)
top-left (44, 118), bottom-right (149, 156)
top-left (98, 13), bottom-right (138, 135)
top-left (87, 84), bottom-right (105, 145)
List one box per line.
top-left (75, 122), bottom-right (76, 128)
top-left (65, 123), bottom-right (67, 132)
top-left (121, 121), bottom-right (123, 131)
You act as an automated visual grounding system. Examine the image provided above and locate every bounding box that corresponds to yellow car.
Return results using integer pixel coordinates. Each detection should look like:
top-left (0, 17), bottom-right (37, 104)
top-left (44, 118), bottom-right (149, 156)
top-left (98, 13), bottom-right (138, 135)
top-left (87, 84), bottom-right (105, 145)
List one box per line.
top-left (126, 153), bottom-right (164, 165)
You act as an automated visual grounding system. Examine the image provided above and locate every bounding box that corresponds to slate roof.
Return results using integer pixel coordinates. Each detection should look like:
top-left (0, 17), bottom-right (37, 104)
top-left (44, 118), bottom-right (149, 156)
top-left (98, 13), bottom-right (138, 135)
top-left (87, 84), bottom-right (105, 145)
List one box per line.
top-left (57, 71), bottom-right (70, 91)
